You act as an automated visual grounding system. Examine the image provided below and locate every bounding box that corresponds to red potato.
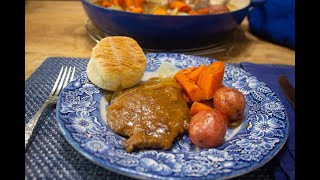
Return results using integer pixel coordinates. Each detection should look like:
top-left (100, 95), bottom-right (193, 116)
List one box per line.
top-left (213, 87), bottom-right (246, 122)
top-left (188, 109), bottom-right (227, 148)
top-left (208, 4), bottom-right (230, 14)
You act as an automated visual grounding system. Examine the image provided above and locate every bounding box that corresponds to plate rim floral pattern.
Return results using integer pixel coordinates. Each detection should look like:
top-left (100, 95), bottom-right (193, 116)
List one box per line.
top-left (56, 53), bottom-right (289, 180)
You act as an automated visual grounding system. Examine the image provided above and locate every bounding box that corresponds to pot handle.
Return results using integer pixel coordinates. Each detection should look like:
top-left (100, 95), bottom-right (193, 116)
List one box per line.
top-left (250, 0), bottom-right (266, 7)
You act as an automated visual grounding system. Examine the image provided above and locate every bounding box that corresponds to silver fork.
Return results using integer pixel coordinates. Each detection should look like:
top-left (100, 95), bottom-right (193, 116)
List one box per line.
top-left (25, 66), bottom-right (76, 148)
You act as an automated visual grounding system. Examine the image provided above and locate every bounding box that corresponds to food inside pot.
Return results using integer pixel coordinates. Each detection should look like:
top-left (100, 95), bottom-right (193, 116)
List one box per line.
top-left (92, 0), bottom-right (241, 15)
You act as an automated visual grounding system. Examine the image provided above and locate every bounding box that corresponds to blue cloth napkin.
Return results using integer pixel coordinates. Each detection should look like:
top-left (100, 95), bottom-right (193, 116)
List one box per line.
top-left (240, 62), bottom-right (295, 180)
top-left (248, 0), bottom-right (295, 49)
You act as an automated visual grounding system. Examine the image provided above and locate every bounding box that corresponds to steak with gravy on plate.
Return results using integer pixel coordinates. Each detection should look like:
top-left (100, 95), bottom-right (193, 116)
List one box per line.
top-left (106, 78), bottom-right (190, 152)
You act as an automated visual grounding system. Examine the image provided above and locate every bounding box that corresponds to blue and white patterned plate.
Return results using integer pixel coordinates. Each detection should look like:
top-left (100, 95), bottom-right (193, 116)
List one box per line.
top-left (56, 53), bottom-right (289, 180)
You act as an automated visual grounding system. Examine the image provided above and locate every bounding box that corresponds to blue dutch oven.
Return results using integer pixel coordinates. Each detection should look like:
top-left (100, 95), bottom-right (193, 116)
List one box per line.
top-left (81, 0), bottom-right (265, 50)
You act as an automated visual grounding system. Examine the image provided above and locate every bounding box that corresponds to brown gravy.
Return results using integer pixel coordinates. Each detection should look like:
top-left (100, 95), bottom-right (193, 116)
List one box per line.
top-left (106, 77), bottom-right (190, 152)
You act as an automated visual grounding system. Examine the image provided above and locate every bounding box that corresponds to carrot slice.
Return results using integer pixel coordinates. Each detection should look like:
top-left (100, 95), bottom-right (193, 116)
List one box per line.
top-left (186, 65), bottom-right (206, 82)
top-left (134, 0), bottom-right (146, 8)
top-left (101, 1), bottom-right (113, 7)
top-left (188, 10), bottom-right (198, 15)
top-left (168, 0), bottom-right (191, 13)
top-left (196, 8), bottom-right (209, 14)
top-left (123, 0), bottom-right (134, 7)
top-left (112, 0), bottom-right (122, 6)
top-left (152, 6), bottom-right (167, 15)
top-left (179, 67), bottom-right (196, 74)
top-left (190, 102), bottom-right (214, 116)
top-left (197, 61), bottom-right (225, 100)
top-left (174, 71), bottom-right (205, 102)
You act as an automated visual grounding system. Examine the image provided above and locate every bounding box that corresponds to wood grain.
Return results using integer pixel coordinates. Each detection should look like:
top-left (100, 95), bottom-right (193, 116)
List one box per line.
top-left (25, 1), bottom-right (295, 80)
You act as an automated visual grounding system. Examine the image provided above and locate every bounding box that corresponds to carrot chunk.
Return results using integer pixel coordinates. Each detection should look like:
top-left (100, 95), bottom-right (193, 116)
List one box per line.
top-left (123, 0), bottom-right (134, 7)
top-left (168, 0), bottom-right (191, 13)
top-left (152, 6), bottom-right (167, 15)
top-left (112, 0), bottom-right (122, 6)
top-left (101, 1), bottom-right (113, 7)
top-left (186, 65), bottom-right (206, 82)
top-left (179, 67), bottom-right (196, 74)
top-left (188, 10), bottom-right (198, 15)
top-left (196, 8), bottom-right (209, 14)
top-left (197, 61), bottom-right (225, 100)
top-left (134, 0), bottom-right (146, 8)
top-left (190, 102), bottom-right (214, 116)
top-left (174, 71), bottom-right (205, 102)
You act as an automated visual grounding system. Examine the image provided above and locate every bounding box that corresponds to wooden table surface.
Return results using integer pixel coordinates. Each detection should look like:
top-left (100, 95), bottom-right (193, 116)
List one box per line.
top-left (25, 0), bottom-right (295, 80)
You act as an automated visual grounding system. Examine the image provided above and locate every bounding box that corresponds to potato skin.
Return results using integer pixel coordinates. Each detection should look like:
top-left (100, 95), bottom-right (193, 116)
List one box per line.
top-left (213, 87), bottom-right (246, 122)
top-left (188, 109), bottom-right (227, 148)
top-left (208, 4), bottom-right (230, 14)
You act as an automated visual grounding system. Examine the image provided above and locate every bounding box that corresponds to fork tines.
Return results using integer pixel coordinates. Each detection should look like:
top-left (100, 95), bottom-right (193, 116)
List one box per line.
top-left (49, 66), bottom-right (76, 96)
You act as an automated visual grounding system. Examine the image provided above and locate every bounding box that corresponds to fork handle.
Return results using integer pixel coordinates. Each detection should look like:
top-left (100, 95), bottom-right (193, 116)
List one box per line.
top-left (25, 100), bottom-right (52, 148)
